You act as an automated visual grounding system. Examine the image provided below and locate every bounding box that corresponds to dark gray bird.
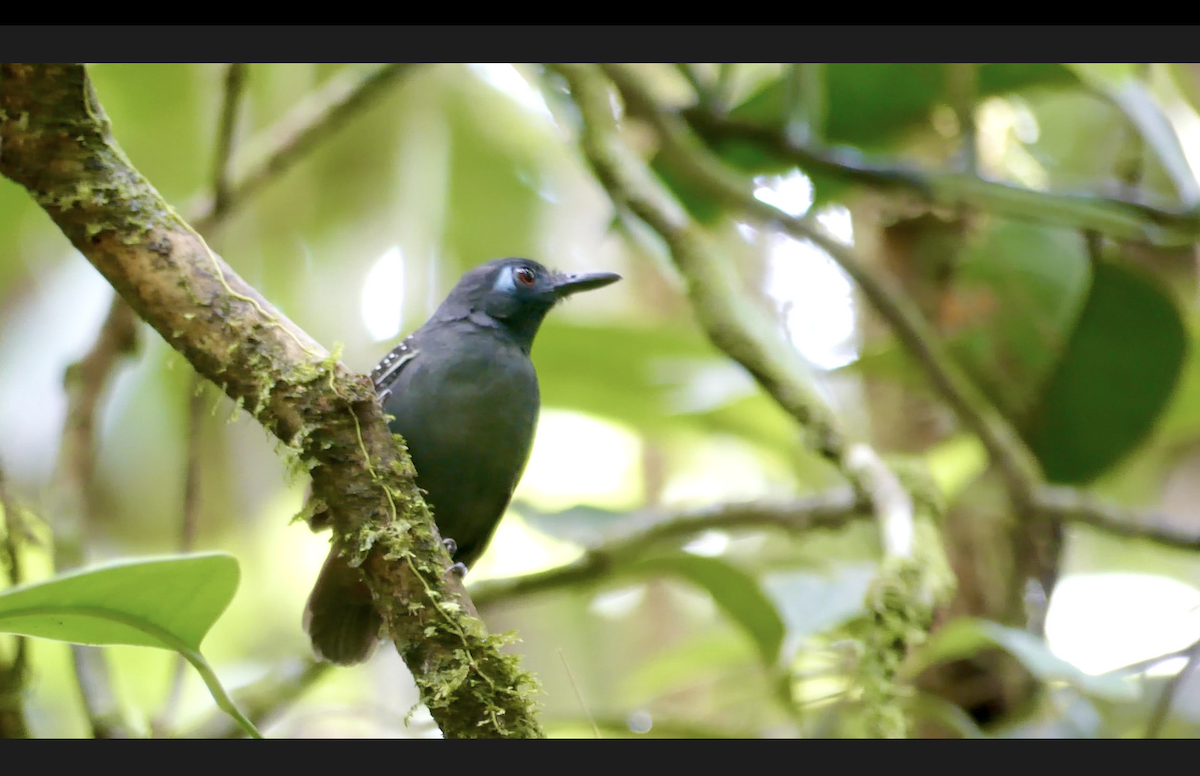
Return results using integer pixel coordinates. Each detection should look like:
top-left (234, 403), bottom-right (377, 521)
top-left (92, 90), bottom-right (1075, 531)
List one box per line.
top-left (304, 257), bottom-right (621, 665)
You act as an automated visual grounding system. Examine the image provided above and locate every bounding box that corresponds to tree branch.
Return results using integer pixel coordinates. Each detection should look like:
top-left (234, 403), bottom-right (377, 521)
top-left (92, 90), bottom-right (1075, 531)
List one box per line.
top-left (1035, 486), bottom-right (1200, 551)
top-left (1, 63), bottom-right (541, 739)
top-left (468, 479), bottom-right (1200, 611)
top-left (49, 297), bottom-right (139, 739)
top-left (209, 63), bottom-right (247, 215)
top-left (192, 63), bottom-right (414, 231)
top-left (472, 492), bottom-right (863, 608)
top-left (599, 63), bottom-right (1043, 515)
top-left (680, 108), bottom-right (1200, 247)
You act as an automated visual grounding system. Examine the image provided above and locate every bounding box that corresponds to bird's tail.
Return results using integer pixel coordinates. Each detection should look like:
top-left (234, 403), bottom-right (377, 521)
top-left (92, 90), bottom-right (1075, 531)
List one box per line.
top-left (303, 547), bottom-right (382, 666)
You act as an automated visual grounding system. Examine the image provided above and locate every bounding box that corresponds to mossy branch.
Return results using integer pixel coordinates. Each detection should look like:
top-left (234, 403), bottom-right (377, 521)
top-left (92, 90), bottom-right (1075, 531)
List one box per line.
top-left (0, 63), bottom-right (542, 739)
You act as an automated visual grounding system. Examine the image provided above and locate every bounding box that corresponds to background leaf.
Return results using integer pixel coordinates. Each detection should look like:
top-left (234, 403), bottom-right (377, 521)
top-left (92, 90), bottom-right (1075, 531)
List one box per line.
top-left (0, 552), bottom-right (238, 650)
top-left (1025, 256), bottom-right (1188, 483)
top-left (623, 555), bottom-right (785, 668)
top-left (911, 617), bottom-right (1138, 702)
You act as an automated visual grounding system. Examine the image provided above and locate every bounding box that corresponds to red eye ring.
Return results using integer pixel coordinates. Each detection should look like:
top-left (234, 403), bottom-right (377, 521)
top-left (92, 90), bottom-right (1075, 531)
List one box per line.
top-left (515, 266), bottom-right (536, 286)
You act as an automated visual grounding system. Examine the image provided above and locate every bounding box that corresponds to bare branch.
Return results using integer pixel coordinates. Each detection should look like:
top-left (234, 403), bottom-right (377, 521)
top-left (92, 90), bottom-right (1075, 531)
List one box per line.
top-left (211, 63), bottom-right (248, 214)
top-left (1036, 486), bottom-right (1200, 551)
top-left (680, 108), bottom-right (1200, 247)
top-left (0, 465), bottom-right (31, 738)
top-left (193, 63), bottom-right (415, 231)
top-left (1, 63), bottom-right (540, 739)
top-left (472, 491), bottom-right (863, 608)
top-left (1145, 636), bottom-right (1200, 738)
top-left (48, 298), bottom-right (139, 739)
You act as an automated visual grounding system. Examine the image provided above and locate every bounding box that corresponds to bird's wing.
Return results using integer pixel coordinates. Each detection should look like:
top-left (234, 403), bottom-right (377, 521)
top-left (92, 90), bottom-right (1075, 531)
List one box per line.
top-left (370, 335), bottom-right (419, 401)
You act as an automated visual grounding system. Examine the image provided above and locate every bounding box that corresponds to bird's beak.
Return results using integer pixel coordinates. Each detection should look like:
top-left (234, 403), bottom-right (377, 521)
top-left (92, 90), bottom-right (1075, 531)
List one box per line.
top-left (552, 271), bottom-right (622, 298)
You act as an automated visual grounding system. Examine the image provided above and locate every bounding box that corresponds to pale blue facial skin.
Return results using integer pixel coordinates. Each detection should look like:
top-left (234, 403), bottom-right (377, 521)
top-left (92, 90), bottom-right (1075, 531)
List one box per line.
top-left (492, 266), bottom-right (519, 294)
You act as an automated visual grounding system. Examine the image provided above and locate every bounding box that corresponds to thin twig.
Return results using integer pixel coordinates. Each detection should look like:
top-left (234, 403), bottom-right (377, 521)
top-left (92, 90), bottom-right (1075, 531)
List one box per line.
top-left (1035, 486), bottom-right (1200, 551)
top-left (1145, 636), bottom-right (1200, 738)
top-left (469, 479), bottom-right (1200, 613)
top-left (193, 63), bottom-right (415, 232)
top-left (558, 648), bottom-right (600, 739)
top-left (48, 298), bottom-right (139, 739)
top-left (948, 63), bottom-right (978, 176)
top-left (211, 63), bottom-right (248, 215)
top-left (0, 465), bottom-right (31, 738)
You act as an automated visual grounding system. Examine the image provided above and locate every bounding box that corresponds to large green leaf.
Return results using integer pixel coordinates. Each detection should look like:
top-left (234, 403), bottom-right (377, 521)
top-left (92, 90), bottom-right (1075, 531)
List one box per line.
top-left (1026, 257), bottom-right (1188, 483)
top-left (910, 618), bottom-right (1137, 702)
top-left (0, 553), bottom-right (260, 738)
top-left (624, 555), bottom-right (785, 668)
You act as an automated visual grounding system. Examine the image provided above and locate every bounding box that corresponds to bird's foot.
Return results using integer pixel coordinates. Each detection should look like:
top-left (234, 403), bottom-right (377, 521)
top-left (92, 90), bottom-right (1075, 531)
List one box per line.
top-left (442, 537), bottom-right (457, 555)
top-left (449, 562), bottom-right (468, 578)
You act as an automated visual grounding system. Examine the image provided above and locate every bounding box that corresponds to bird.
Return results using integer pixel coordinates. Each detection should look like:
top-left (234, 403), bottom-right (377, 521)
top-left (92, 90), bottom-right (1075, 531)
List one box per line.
top-left (304, 257), bottom-right (621, 665)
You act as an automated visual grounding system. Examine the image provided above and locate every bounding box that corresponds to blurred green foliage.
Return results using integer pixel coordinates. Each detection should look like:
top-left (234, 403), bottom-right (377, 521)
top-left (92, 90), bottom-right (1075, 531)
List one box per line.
top-left (3, 62), bottom-right (1200, 739)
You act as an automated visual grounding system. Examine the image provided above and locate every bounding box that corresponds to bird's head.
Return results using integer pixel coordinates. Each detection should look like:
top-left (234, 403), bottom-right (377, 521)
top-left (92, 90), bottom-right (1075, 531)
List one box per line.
top-left (435, 258), bottom-right (621, 350)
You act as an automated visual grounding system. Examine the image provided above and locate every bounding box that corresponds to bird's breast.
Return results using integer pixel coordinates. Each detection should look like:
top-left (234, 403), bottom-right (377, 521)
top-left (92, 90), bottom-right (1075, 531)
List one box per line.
top-left (383, 332), bottom-right (540, 499)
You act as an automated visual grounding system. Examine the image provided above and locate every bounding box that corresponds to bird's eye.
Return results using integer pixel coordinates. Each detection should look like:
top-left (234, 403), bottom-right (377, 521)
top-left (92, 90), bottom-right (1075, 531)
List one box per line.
top-left (514, 266), bottom-right (536, 286)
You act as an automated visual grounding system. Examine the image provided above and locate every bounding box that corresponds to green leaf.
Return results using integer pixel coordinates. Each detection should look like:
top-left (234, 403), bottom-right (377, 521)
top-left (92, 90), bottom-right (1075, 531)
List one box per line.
top-left (0, 553), bottom-right (261, 738)
top-left (675, 64), bottom-right (1079, 210)
top-left (624, 555), bottom-right (785, 668)
top-left (1026, 256), bottom-right (1188, 483)
top-left (948, 221), bottom-right (1091, 423)
top-left (729, 63), bottom-right (1078, 153)
top-left (0, 552), bottom-right (237, 649)
top-left (847, 235), bottom-right (1186, 485)
top-left (910, 618), bottom-right (1138, 702)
